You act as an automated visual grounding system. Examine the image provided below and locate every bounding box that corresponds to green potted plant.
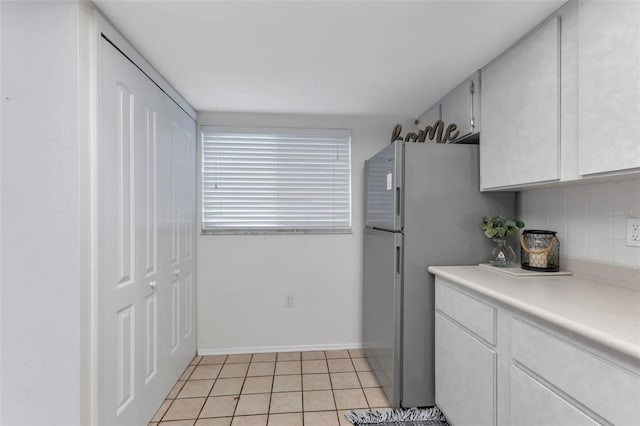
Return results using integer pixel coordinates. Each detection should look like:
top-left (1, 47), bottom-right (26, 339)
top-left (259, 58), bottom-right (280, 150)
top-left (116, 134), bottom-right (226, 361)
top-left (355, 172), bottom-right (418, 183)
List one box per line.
top-left (481, 215), bottom-right (525, 267)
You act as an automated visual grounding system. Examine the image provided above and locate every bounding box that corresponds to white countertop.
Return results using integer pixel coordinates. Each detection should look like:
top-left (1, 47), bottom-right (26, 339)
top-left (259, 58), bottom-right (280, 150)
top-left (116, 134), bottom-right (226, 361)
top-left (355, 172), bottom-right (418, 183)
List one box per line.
top-left (428, 265), bottom-right (640, 360)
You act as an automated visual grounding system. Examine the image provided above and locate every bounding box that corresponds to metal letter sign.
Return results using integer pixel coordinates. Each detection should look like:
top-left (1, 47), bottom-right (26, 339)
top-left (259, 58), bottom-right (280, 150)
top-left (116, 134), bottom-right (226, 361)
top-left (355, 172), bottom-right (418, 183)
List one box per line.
top-left (391, 121), bottom-right (460, 144)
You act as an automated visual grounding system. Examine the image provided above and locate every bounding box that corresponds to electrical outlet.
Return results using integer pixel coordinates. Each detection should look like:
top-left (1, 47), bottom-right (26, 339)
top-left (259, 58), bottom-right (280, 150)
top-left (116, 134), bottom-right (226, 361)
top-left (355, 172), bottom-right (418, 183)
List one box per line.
top-left (626, 217), bottom-right (640, 247)
top-left (284, 295), bottom-right (294, 308)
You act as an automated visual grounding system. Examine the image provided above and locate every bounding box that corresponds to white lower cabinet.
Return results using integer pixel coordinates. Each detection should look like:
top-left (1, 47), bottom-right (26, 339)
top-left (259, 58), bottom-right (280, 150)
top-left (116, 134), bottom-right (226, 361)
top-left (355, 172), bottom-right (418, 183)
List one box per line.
top-left (510, 365), bottom-right (599, 426)
top-left (435, 312), bottom-right (496, 426)
top-left (512, 319), bottom-right (639, 425)
top-left (434, 278), bottom-right (640, 426)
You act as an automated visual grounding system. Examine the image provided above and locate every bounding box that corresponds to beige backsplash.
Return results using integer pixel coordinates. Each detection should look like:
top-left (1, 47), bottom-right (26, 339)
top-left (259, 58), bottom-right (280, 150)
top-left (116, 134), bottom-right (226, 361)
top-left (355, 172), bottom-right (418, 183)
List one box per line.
top-left (562, 256), bottom-right (640, 291)
top-left (517, 176), bottom-right (640, 269)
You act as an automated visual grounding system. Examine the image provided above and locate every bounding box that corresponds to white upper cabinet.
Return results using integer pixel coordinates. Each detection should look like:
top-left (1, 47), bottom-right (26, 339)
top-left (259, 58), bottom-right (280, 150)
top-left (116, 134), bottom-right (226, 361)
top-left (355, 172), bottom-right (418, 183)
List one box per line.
top-left (477, 1), bottom-right (639, 188)
top-left (480, 17), bottom-right (561, 190)
top-left (418, 102), bottom-right (441, 129)
top-left (416, 71), bottom-right (480, 144)
top-left (440, 71), bottom-right (481, 142)
top-left (578, 1), bottom-right (640, 175)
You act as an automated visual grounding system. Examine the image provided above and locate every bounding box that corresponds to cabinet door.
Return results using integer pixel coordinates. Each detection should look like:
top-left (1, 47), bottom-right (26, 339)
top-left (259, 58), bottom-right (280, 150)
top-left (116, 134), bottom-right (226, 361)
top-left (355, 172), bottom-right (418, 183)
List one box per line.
top-left (418, 102), bottom-right (441, 131)
top-left (441, 71), bottom-right (480, 141)
top-left (512, 319), bottom-right (640, 425)
top-left (578, 1), bottom-right (640, 175)
top-left (435, 312), bottom-right (496, 426)
top-left (480, 17), bottom-right (560, 190)
top-left (510, 365), bottom-right (599, 426)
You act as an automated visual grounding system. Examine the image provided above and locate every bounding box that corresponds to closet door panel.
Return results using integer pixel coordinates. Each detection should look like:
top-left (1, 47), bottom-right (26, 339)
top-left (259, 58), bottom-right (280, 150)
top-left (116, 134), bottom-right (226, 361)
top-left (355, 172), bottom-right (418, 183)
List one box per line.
top-left (141, 101), bottom-right (160, 386)
top-left (144, 292), bottom-right (158, 382)
top-left (180, 112), bottom-right (196, 343)
top-left (169, 120), bottom-right (182, 356)
top-left (100, 40), bottom-right (145, 426)
top-left (143, 106), bottom-right (158, 280)
top-left (184, 272), bottom-right (194, 338)
top-left (163, 96), bottom-right (197, 365)
top-left (136, 73), bottom-right (165, 410)
top-left (99, 38), bottom-right (194, 425)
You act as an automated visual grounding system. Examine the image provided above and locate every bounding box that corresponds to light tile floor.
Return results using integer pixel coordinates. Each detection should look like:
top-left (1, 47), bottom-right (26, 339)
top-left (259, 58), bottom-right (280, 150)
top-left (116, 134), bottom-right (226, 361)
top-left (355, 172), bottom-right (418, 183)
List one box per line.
top-left (149, 349), bottom-right (391, 426)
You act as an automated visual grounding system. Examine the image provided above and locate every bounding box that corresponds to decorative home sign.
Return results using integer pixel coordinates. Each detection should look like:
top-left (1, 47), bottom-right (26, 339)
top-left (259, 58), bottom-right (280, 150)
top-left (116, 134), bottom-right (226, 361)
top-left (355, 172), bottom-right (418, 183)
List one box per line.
top-left (391, 120), bottom-right (460, 144)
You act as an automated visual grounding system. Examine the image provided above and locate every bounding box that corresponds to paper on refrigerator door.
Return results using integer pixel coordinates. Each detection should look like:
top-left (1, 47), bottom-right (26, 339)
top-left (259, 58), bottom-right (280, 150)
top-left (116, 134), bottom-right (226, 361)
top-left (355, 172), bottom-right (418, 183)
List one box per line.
top-left (386, 172), bottom-right (393, 190)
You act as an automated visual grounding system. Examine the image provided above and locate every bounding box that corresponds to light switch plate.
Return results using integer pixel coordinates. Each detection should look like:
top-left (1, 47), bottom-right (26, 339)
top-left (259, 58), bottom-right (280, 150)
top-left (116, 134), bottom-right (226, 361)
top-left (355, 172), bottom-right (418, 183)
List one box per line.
top-left (626, 217), bottom-right (640, 247)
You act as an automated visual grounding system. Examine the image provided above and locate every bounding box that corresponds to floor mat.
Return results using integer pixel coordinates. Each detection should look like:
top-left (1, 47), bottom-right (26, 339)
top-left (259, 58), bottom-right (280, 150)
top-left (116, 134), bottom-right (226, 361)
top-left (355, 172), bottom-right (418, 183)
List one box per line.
top-left (344, 407), bottom-right (448, 425)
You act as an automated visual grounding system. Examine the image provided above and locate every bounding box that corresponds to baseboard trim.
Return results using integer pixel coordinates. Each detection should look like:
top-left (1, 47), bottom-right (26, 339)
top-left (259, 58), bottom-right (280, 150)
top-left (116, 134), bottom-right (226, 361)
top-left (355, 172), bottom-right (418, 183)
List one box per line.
top-left (198, 342), bottom-right (363, 356)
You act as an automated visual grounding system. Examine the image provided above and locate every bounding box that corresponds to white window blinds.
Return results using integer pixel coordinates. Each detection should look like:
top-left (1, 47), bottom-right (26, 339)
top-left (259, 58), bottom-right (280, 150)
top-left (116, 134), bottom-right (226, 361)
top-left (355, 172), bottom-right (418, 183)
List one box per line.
top-left (201, 126), bottom-right (352, 234)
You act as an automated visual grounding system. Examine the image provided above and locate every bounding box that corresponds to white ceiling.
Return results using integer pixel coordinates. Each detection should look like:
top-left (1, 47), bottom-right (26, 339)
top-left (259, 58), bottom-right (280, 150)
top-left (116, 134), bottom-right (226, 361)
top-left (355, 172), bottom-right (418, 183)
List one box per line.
top-left (95, 0), bottom-right (565, 117)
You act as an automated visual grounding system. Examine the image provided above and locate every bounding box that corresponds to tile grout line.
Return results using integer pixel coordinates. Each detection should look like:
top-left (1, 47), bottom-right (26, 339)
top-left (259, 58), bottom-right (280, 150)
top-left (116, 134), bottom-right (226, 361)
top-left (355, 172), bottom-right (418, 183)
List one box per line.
top-left (301, 356), bottom-right (316, 422)
top-left (194, 360), bottom-right (221, 421)
top-left (154, 350), bottom-right (377, 425)
top-left (158, 399), bottom-right (173, 423)
top-left (300, 352), bottom-right (305, 425)
top-left (156, 357), bottom-right (199, 423)
top-left (230, 353), bottom-right (252, 420)
top-left (198, 354), bottom-right (235, 421)
top-left (327, 354), bottom-right (341, 423)
top-left (265, 352), bottom-right (275, 426)
top-left (153, 355), bottom-right (208, 424)
top-left (353, 353), bottom-right (365, 392)
top-left (351, 354), bottom-right (372, 410)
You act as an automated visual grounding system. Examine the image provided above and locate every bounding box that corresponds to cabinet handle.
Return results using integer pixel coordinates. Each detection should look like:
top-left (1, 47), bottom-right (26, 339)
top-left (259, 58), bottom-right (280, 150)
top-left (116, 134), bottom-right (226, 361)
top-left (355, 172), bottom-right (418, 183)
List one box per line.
top-left (470, 80), bottom-right (476, 131)
top-left (173, 269), bottom-right (180, 276)
top-left (149, 281), bottom-right (157, 289)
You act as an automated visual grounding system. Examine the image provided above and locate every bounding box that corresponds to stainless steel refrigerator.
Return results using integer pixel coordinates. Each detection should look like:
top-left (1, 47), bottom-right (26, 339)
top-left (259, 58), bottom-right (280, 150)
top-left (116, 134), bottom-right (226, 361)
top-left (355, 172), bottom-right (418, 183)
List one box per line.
top-left (363, 141), bottom-right (514, 408)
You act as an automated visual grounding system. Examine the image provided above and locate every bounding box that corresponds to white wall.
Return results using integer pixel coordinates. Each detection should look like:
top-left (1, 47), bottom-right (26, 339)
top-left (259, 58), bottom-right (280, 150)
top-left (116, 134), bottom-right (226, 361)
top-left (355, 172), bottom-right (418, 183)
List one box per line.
top-left (0, 2), bottom-right (3, 421)
top-left (197, 112), bottom-right (410, 353)
top-left (518, 176), bottom-right (640, 268)
top-left (1, 2), bottom-right (85, 424)
top-left (78, 2), bottom-right (95, 424)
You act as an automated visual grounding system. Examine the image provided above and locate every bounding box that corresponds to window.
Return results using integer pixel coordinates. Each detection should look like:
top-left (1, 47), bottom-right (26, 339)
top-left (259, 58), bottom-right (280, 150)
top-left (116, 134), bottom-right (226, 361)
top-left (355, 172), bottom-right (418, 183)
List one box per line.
top-left (201, 126), bottom-right (352, 234)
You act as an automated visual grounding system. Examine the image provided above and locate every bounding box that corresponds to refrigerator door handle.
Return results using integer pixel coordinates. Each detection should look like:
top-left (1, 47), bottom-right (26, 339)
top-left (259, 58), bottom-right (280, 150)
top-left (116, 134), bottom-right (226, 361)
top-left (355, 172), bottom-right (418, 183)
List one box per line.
top-left (395, 245), bottom-right (401, 276)
top-left (396, 187), bottom-right (401, 218)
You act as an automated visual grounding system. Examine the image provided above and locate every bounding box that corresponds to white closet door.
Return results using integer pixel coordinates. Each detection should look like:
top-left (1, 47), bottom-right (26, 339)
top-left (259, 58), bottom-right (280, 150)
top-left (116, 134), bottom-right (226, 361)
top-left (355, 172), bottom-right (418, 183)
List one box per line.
top-left (99, 38), bottom-right (196, 425)
top-left (172, 97), bottom-right (196, 363)
top-left (160, 94), bottom-right (197, 379)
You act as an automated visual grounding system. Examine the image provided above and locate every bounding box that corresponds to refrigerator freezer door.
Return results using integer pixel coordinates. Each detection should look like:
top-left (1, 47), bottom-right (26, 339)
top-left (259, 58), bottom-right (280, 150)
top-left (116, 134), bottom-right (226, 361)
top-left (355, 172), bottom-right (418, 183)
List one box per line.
top-left (400, 143), bottom-right (514, 407)
top-left (363, 227), bottom-right (402, 406)
top-left (364, 142), bottom-right (403, 231)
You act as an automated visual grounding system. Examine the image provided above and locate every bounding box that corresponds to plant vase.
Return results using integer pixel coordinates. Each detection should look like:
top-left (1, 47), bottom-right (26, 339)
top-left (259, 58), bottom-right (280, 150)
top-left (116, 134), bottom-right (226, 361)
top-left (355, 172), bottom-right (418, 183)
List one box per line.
top-left (489, 237), bottom-right (516, 267)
